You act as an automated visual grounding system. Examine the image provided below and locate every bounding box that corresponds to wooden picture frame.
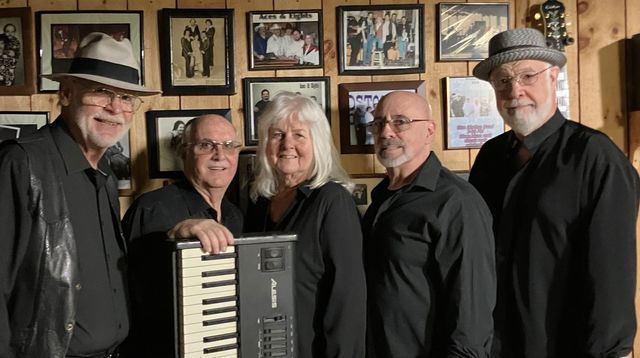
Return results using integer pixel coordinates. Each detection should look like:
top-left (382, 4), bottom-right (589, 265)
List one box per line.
top-left (351, 174), bottom-right (386, 215)
top-left (146, 109), bottom-right (232, 179)
top-left (247, 10), bottom-right (323, 70)
top-left (444, 76), bottom-right (504, 149)
top-left (0, 7), bottom-right (35, 95)
top-left (336, 4), bottom-right (424, 75)
top-left (338, 80), bottom-right (425, 154)
top-left (242, 77), bottom-right (330, 146)
top-left (0, 111), bottom-right (48, 142)
top-left (437, 3), bottom-right (509, 61)
top-left (36, 10), bottom-right (143, 92)
top-left (159, 8), bottom-right (235, 96)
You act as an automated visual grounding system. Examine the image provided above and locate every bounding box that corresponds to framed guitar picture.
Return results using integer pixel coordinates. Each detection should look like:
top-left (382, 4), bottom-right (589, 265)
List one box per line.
top-left (530, 0), bottom-right (574, 119)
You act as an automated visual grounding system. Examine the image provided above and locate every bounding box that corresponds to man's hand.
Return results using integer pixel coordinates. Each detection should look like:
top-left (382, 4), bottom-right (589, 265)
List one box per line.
top-left (167, 219), bottom-right (234, 254)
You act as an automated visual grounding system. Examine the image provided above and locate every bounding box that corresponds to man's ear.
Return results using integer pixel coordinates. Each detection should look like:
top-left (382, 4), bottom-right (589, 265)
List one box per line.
top-left (58, 85), bottom-right (72, 107)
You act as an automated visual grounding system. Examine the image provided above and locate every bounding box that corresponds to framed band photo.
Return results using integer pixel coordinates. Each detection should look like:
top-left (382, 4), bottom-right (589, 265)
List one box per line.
top-left (444, 76), bottom-right (504, 149)
top-left (36, 10), bottom-right (143, 92)
top-left (247, 10), bottom-right (323, 70)
top-left (159, 8), bottom-right (235, 96)
top-left (437, 3), bottom-right (509, 61)
top-left (336, 4), bottom-right (424, 75)
top-left (0, 7), bottom-right (36, 95)
top-left (242, 77), bottom-right (330, 146)
top-left (0, 111), bottom-right (48, 142)
top-left (338, 80), bottom-right (425, 154)
top-left (146, 109), bottom-right (232, 179)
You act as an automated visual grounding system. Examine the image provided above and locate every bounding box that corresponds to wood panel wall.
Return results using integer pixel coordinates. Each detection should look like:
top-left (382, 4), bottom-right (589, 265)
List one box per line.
top-left (1, 0), bottom-right (638, 352)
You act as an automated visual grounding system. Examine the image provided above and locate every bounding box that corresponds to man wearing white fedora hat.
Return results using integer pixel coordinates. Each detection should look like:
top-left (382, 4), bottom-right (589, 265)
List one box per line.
top-left (469, 28), bottom-right (639, 358)
top-left (0, 32), bottom-right (159, 358)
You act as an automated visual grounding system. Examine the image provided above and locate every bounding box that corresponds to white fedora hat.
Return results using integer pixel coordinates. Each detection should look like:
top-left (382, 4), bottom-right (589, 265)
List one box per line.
top-left (473, 28), bottom-right (566, 81)
top-left (44, 32), bottom-right (160, 95)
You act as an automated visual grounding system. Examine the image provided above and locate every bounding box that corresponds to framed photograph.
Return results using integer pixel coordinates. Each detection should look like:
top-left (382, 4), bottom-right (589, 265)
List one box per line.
top-left (0, 111), bottom-right (48, 142)
top-left (242, 77), bottom-right (330, 146)
top-left (336, 4), bottom-right (424, 75)
top-left (247, 10), bottom-right (323, 70)
top-left (159, 8), bottom-right (235, 96)
top-left (36, 11), bottom-right (143, 92)
top-left (146, 109), bottom-right (232, 179)
top-left (338, 80), bottom-right (425, 154)
top-left (351, 174), bottom-right (386, 215)
top-left (0, 7), bottom-right (35, 95)
top-left (105, 131), bottom-right (132, 193)
top-left (437, 3), bottom-right (509, 61)
top-left (444, 76), bottom-right (504, 149)
top-left (226, 150), bottom-right (257, 214)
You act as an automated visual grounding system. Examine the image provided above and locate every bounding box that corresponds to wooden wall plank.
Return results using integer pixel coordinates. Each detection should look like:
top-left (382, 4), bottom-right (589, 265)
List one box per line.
top-left (0, 1), bottom-right (28, 7)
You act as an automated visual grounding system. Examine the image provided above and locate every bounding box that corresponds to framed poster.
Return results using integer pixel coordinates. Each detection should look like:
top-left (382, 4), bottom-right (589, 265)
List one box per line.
top-left (0, 7), bottom-right (35, 95)
top-left (351, 174), bottom-right (386, 215)
top-left (36, 10), bottom-right (143, 92)
top-left (0, 111), bottom-right (48, 142)
top-left (338, 80), bottom-right (425, 154)
top-left (159, 8), bottom-right (235, 95)
top-left (242, 77), bottom-right (330, 146)
top-left (444, 76), bottom-right (504, 149)
top-left (336, 4), bottom-right (424, 75)
top-left (247, 10), bottom-right (323, 70)
top-left (146, 109), bottom-right (232, 179)
top-left (105, 131), bottom-right (132, 193)
top-left (437, 3), bottom-right (509, 61)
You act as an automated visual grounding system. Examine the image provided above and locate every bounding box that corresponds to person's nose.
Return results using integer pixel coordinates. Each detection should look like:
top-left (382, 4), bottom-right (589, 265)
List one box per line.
top-left (379, 116), bottom-right (396, 138)
top-left (104, 96), bottom-right (126, 114)
top-left (505, 78), bottom-right (526, 99)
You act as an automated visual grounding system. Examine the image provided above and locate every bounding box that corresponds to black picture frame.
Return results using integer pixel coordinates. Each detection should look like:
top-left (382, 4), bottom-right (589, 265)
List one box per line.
top-left (351, 174), bottom-right (386, 215)
top-left (159, 8), bottom-right (235, 96)
top-left (336, 4), bottom-right (424, 75)
top-left (0, 111), bottom-right (48, 142)
top-left (443, 76), bottom-right (504, 149)
top-left (0, 7), bottom-right (36, 95)
top-left (146, 108), bottom-right (232, 179)
top-left (36, 10), bottom-right (144, 92)
top-left (338, 80), bottom-right (425, 154)
top-left (247, 10), bottom-right (323, 70)
top-left (437, 3), bottom-right (509, 61)
top-left (242, 76), bottom-right (330, 146)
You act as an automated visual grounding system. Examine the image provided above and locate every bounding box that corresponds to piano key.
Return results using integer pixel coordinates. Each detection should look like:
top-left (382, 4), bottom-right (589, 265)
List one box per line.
top-left (179, 256), bottom-right (236, 269)
top-left (182, 309), bottom-right (236, 325)
top-left (180, 284), bottom-right (236, 298)
top-left (184, 348), bottom-right (237, 358)
top-left (184, 336), bottom-right (238, 353)
top-left (180, 273), bottom-right (236, 288)
top-left (182, 322), bottom-right (237, 343)
top-left (180, 246), bottom-right (235, 259)
top-left (181, 320), bottom-right (237, 335)
top-left (181, 300), bottom-right (237, 316)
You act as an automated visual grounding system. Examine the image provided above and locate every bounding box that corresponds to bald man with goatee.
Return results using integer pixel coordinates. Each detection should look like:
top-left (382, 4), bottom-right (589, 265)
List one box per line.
top-left (362, 91), bottom-right (496, 357)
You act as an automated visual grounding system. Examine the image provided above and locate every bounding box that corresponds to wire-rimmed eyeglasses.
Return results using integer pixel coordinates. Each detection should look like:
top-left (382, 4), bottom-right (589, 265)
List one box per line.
top-left (489, 66), bottom-right (553, 91)
top-left (188, 139), bottom-right (242, 155)
top-left (82, 87), bottom-right (144, 113)
top-left (366, 115), bottom-right (432, 134)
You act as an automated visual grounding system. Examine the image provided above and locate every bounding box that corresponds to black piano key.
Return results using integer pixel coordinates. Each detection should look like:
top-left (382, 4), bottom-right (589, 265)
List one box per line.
top-left (202, 279), bottom-right (237, 289)
top-left (203, 332), bottom-right (238, 343)
top-left (203, 342), bottom-right (239, 354)
top-left (203, 306), bottom-right (237, 315)
top-left (202, 268), bottom-right (237, 277)
top-left (203, 316), bottom-right (237, 326)
top-left (201, 252), bottom-right (236, 261)
top-left (202, 295), bottom-right (237, 305)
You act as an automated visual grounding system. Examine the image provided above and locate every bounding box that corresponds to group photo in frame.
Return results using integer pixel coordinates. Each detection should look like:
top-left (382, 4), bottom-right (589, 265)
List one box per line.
top-left (146, 109), bottom-right (232, 179)
top-left (444, 76), bottom-right (504, 149)
top-left (0, 7), bottom-right (35, 95)
top-left (338, 80), bottom-right (425, 154)
top-left (36, 10), bottom-right (143, 92)
top-left (437, 3), bottom-right (509, 61)
top-left (243, 77), bottom-right (330, 146)
top-left (0, 111), bottom-right (48, 142)
top-left (351, 174), bottom-right (386, 215)
top-left (159, 8), bottom-right (235, 96)
top-left (336, 4), bottom-right (424, 75)
top-left (247, 10), bottom-right (323, 70)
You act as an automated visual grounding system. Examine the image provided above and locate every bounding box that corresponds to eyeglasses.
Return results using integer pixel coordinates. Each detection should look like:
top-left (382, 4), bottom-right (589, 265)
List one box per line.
top-left (366, 115), bottom-right (431, 134)
top-left (489, 66), bottom-right (553, 91)
top-left (189, 140), bottom-right (241, 155)
top-left (82, 87), bottom-right (143, 113)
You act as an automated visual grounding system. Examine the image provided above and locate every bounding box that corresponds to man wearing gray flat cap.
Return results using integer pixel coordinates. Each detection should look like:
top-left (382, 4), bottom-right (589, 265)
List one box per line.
top-left (469, 27), bottom-right (640, 358)
top-left (0, 32), bottom-right (159, 358)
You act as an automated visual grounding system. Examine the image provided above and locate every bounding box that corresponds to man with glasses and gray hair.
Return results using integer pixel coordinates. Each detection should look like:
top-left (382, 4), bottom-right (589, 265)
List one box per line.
top-left (363, 91), bottom-right (496, 357)
top-left (469, 28), bottom-right (640, 358)
top-left (122, 114), bottom-right (243, 356)
top-left (0, 32), bottom-right (159, 358)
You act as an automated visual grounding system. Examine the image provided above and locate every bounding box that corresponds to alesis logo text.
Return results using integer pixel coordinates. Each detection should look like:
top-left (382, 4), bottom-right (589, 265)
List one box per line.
top-left (270, 278), bottom-right (278, 308)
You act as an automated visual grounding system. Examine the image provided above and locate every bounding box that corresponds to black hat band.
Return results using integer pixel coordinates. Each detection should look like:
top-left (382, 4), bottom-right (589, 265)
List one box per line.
top-left (68, 57), bottom-right (139, 84)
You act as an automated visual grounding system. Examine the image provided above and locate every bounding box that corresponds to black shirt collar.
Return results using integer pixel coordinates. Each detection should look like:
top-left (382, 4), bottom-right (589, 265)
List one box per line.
top-left (512, 109), bottom-right (566, 154)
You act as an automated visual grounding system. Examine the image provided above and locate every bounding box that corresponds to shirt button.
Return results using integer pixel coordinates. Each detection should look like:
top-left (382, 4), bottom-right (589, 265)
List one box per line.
top-left (75, 283), bottom-right (82, 290)
top-left (65, 322), bottom-right (74, 331)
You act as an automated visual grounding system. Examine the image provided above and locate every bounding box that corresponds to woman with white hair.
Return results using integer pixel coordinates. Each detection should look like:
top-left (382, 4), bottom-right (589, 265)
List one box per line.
top-left (246, 92), bottom-right (366, 357)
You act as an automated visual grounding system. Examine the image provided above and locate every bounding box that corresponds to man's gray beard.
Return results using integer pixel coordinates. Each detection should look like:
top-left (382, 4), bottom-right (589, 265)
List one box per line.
top-left (377, 152), bottom-right (410, 169)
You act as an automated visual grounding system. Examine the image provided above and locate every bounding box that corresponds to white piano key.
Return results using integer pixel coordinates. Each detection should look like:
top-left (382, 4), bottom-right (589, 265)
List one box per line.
top-left (180, 246), bottom-right (235, 259)
top-left (182, 323), bottom-right (237, 343)
top-left (182, 309), bottom-right (237, 325)
top-left (184, 336), bottom-right (237, 353)
top-left (180, 273), bottom-right (236, 288)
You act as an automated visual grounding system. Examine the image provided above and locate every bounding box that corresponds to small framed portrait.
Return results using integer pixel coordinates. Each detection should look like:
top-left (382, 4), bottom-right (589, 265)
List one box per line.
top-left (105, 131), bottom-right (133, 193)
top-left (146, 109), bottom-right (232, 179)
top-left (159, 8), bottom-right (235, 96)
top-left (247, 10), bottom-right (323, 70)
top-left (36, 11), bottom-right (143, 92)
top-left (437, 3), bottom-right (509, 61)
top-left (336, 4), bottom-right (424, 75)
top-left (444, 76), bottom-right (504, 149)
top-left (242, 77), bottom-right (330, 146)
top-left (0, 111), bottom-right (48, 142)
top-left (0, 7), bottom-right (35, 95)
top-left (338, 80), bottom-right (425, 154)
top-left (351, 174), bottom-right (386, 215)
